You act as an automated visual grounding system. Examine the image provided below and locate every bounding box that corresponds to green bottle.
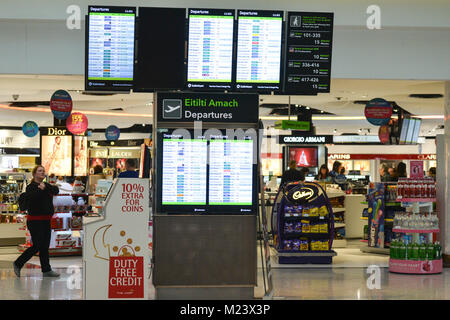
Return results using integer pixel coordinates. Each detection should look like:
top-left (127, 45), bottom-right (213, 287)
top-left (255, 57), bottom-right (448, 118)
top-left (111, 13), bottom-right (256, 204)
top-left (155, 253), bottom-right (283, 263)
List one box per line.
top-left (418, 243), bottom-right (427, 261)
top-left (390, 241), bottom-right (396, 259)
top-left (434, 242), bottom-right (442, 260)
top-left (406, 242), bottom-right (413, 260)
top-left (411, 242), bottom-right (419, 261)
top-left (399, 241), bottom-right (406, 260)
top-left (426, 243), bottom-right (435, 260)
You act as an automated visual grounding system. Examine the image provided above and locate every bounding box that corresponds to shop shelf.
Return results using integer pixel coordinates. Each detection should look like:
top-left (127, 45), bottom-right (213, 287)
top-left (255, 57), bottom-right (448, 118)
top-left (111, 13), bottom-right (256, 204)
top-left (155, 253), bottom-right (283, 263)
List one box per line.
top-left (360, 217), bottom-right (393, 222)
top-left (284, 215), bottom-right (328, 221)
top-left (332, 208), bottom-right (345, 213)
top-left (283, 232), bottom-right (330, 239)
top-left (334, 223), bottom-right (345, 228)
top-left (392, 228), bottom-right (439, 234)
top-left (396, 198), bottom-right (436, 202)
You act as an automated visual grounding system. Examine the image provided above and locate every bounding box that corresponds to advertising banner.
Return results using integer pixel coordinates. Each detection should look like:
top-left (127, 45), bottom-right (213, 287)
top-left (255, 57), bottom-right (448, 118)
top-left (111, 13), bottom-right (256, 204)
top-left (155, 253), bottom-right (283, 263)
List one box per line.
top-left (367, 183), bottom-right (385, 248)
top-left (364, 98), bottom-right (392, 126)
top-left (66, 112), bottom-right (88, 135)
top-left (50, 90), bottom-right (73, 120)
top-left (83, 178), bottom-right (150, 300)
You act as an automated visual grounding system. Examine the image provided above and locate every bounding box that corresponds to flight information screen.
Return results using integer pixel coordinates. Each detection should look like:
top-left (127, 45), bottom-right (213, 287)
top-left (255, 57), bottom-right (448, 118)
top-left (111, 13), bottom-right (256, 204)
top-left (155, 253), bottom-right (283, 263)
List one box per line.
top-left (157, 129), bottom-right (257, 214)
top-left (235, 10), bottom-right (283, 92)
top-left (86, 6), bottom-right (135, 91)
top-left (186, 9), bottom-right (235, 90)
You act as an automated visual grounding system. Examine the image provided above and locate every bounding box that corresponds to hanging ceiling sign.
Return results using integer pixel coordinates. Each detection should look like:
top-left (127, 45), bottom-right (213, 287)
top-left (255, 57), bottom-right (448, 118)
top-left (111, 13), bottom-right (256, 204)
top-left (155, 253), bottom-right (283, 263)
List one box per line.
top-left (364, 98), bottom-right (392, 126)
top-left (66, 112), bottom-right (88, 135)
top-left (22, 121), bottom-right (39, 138)
top-left (105, 125), bottom-right (121, 141)
top-left (50, 90), bottom-right (73, 120)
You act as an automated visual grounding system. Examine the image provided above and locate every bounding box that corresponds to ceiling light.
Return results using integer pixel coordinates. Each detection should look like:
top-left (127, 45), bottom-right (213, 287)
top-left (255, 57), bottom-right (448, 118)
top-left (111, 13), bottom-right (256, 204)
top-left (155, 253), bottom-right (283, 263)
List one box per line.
top-left (333, 129), bottom-right (337, 133)
top-left (358, 129), bottom-right (362, 133)
top-left (306, 107), bottom-right (310, 110)
top-left (320, 110), bottom-right (324, 113)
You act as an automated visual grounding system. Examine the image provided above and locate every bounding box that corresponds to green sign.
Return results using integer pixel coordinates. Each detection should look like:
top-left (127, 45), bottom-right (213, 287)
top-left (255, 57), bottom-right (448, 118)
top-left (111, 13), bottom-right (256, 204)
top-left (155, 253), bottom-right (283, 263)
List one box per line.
top-left (275, 120), bottom-right (311, 131)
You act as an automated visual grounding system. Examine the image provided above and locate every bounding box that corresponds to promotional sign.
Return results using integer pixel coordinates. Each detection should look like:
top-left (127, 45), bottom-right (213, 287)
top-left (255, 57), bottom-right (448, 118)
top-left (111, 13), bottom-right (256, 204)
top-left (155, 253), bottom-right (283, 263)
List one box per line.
top-left (410, 161), bottom-right (424, 179)
top-left (378, 125), bottom-right (390, 144)
top-left (66, 112), bottom-right (88, 135)
top-left (74, 136), bottom-right (88, 176)
top-left (279, 134), bottom-right (333, 144)
top-left (277, 120), bottom-right (311, 131)
top-left (156, 92), bottom-right (259, 123)
top-left (105, 125), bottom-right (121, 141)
top-left (50, 90), bottom-right (73, 120)
top-left (22, 121), bottom-right (39, 138)
top-left (83, 178), bottom-right (150, 300)
top-left (288, 147), bottom-right (318, 168)
top-left (367, 183), bottom-right (385, 248)
top-left (284, 12), bottom-right (334, 94)
top-left (41, 135), bottom-right (72, 176)
top-left (364, 98), bottom-right (392, 126)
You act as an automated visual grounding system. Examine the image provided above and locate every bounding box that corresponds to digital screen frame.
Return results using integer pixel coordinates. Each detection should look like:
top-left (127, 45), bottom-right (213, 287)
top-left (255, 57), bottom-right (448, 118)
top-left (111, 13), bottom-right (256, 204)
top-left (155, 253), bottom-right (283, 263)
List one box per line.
top-left (155, 128), bottom-right (258, 215)
top-left (85, 6), bottom-right (136, 92)
top-left (287, 146), bottom-right (318, 169)
top-left (235, 9), bottom-right (284, 92)
top-left (186, 8), bottom-right (235, 91)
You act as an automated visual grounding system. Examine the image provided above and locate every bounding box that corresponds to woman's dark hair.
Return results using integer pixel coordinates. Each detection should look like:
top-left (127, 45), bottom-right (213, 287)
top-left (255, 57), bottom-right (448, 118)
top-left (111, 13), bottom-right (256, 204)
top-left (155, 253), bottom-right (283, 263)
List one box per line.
top-left (93, 165), bottom-right (103, 175)
top-left (340, 167), bottom-right (345, 175)
top-left (429, 167), bottom-right (436, 175)
top-left (318, 164), bottom-right (329, 179)
top-left (332, 161), bottom-right (342, 173)
top-left (396, 162), bottom-right (407, 178)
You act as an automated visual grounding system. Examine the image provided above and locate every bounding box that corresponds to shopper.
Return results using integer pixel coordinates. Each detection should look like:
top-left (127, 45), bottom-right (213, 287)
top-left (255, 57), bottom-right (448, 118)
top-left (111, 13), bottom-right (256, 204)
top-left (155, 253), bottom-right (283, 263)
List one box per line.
top-left (300, 167), bottom-right (309, 179)
top-left (316, 164), bottom-right (332, 182)
top-left (335, 167), bottom-right (348, 190)
top-left (329, 161), bottom-right (342, 179)
top-left (396, 162), bottom-right (407, 178)
top-left (388, 167), bottom-right (398, 182)
top-left (428, 167), bottom-right (436, 180)
top-left (379, 164), bottom-right (390, 182)
top-left (118, 159), bottom-right (139, 178)
top-left (89, 164), bottom-right (106, 194)
top-left (280, 160), bottom-right (305, 187)
top-left (13, 165), bottom-right (60, 278)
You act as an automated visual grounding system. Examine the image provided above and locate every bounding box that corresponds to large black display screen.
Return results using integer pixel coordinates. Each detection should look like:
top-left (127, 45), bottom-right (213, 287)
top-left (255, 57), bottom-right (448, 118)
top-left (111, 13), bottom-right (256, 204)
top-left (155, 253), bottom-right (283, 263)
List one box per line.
top-left (134, 7), bottom-right (186, 91)
top-left (156, 128), bottom-right (258, 215)
top-left (85, 6), bottom-right (136, 91)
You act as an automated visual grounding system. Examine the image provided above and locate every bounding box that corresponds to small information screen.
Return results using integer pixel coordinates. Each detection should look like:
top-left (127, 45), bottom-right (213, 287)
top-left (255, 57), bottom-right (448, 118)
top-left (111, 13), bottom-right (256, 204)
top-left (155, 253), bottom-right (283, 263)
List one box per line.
top-left (86, 6), bottom-right (135, 91)
top-left (186, 8), bottom-right (235, 90)
top-left (235, 10), bottom-right (283, 92)
top-left (284, 12), bottom-right (333, 94)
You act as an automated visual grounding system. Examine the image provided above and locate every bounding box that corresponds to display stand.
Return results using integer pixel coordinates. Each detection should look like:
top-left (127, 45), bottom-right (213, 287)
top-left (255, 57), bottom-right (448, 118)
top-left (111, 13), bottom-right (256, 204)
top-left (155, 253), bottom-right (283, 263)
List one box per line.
top-left (327, 188), bottom-right (347, 247)
top-left (274, 181), bottom-right (337, 264)
top-left (152, 92), bottom-right (259, 300)
top-left (0, 173), bottom-right (27, 246)
top-left (83, 178), bottom-right (150, 300)
top-left (388, 201), bottom-right (442, 274)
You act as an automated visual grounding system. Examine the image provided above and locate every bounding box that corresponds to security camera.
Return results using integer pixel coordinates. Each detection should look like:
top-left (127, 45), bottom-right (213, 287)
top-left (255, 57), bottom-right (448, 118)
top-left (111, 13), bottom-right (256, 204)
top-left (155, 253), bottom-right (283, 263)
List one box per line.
top-left (336, 97), bottom-right (342, 101)
top-left (12, 94), bottom-right (19, 101)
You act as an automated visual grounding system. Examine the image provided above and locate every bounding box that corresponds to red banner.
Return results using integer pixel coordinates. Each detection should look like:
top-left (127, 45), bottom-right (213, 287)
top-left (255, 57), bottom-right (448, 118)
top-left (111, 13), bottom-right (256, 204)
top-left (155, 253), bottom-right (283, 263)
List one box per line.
top-left (108, 256), bottom-right (144, 298)
top-left (328, 154), bottom-right (436, 160)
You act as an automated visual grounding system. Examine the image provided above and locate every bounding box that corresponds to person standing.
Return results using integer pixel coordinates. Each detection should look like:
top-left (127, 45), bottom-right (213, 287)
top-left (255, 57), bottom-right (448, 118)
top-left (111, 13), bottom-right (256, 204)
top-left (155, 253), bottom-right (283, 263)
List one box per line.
top-left (396, 162), bottom-right (407, 178)
top-left (316, 164), bottom-right (332, 182)
top-left (379, 164), bottom-right (390, 182)
top-left (118, 159), bottom-right (139, 178)
top-left (280, 160), bottom-right (305, 187)
top-left (14, 165), bottom-right (60, 277)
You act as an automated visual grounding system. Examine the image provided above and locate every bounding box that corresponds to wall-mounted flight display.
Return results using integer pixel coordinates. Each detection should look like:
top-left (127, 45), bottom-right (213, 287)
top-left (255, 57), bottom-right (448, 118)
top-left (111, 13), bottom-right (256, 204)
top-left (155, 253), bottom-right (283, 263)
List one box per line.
top-left (186, 9), bottom-right (235, 90)
top-left (85, 6), bottom-right (136, 91)
top-left (156, 129), bottom-right (257, 215)
top-left (134, 7), bottom-right (186, 91)
top-left (284, 12), bottom-right (333, 94)
top-left (235, 10), bottom-right (283, 92)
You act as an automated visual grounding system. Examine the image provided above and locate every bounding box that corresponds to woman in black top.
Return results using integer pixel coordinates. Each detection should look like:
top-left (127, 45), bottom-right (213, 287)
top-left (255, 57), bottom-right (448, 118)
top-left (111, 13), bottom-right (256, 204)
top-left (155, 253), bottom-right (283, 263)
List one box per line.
top-left (13, 165), bottom-right (60, 278)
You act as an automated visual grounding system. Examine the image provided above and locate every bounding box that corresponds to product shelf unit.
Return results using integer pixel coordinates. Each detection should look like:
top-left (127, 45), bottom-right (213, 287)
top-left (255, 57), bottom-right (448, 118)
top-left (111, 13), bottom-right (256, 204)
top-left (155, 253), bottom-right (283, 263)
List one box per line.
top-left (274, 181), bottom-right (337, 264)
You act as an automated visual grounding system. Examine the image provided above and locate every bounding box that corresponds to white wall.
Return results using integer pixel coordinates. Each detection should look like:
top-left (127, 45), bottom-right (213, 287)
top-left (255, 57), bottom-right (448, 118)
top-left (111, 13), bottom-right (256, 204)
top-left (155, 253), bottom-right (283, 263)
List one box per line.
top-left (0, 0), bottom-right (449, 80)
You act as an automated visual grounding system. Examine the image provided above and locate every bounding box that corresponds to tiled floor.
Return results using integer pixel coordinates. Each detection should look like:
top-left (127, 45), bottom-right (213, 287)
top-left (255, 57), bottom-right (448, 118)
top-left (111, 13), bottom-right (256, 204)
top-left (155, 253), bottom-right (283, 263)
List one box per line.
top-left (0, 241), bottom-right (448, 300)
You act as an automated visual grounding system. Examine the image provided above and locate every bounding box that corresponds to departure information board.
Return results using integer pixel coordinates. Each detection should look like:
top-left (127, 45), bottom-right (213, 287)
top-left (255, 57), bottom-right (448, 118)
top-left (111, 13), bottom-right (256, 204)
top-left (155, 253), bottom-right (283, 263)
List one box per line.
top-left (187, 9), bottom-right (235, 90)
top-left (209, 137), bottom-right (253, 205)
top-left (86, 6), bottom-right (135, 91)
top-left (161, 133), bottom-right (207, 205)
top-left (235, 10), bottom-right (283, 92)
top-left (157, 129), bottom-right (257, 214)
top-left (284, 12), bottom-right (333, 94)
